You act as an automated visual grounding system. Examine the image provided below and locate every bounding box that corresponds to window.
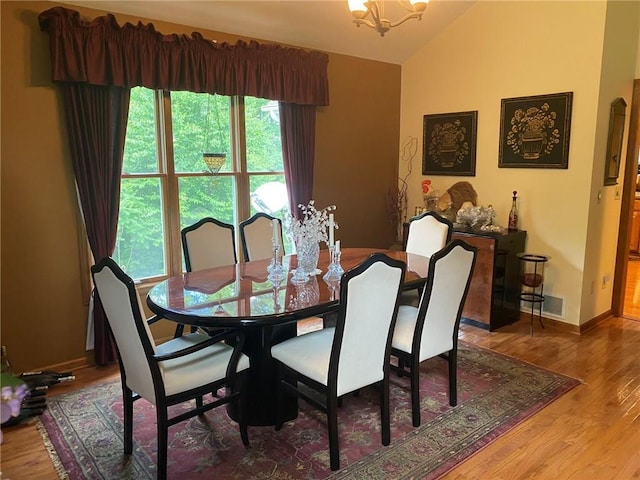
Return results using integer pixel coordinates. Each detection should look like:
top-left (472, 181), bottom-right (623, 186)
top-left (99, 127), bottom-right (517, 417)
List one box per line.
top-left (114, 87), bottom-right (290, 281)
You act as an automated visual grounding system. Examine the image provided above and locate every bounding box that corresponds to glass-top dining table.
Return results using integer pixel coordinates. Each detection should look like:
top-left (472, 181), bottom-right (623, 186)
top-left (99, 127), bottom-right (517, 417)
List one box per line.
top-left (147, 247), bottom-right (430, 426)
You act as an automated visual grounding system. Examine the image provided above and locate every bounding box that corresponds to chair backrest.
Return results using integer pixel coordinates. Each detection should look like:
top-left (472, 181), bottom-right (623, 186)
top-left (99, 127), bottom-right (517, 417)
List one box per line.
top-left (239, 212), bottom-right (283, 261)
top-left (91, 257), bottom-right (158, 403)
top-left (405, 211), bottom-right (453, 258)
top-left (330, 253), bottom-right (405, 397)
top-left (182, 217), bottom-right (237, 271)
top-left (414, 239), bottom-right (477, 361)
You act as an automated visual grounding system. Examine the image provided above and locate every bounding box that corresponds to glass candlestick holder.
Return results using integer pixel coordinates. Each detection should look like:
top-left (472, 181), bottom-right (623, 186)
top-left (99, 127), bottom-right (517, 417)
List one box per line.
top-left (271, 284), bottom-right (282, 313)
top-left (324, 278), bottom-right (340, 301)
top-left (267, 244), bottom-right (286, 283)
top-left (323, 245), bottom-right (344, 282)
top-left (290, 268), bottom-right (310, 284)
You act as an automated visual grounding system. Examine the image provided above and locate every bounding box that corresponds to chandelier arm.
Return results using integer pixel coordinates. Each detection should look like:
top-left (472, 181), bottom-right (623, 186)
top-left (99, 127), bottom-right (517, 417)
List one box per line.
top-left (349, 0), bottom-right (425, 35)
top-left (364, 1), bottom-right (383, 22)
top-left (387, 11), bottom-right (423, 28)
top-left (353, 18), bottom-right (378, 29)
top-left (396, 0), bottom-right (425, 12)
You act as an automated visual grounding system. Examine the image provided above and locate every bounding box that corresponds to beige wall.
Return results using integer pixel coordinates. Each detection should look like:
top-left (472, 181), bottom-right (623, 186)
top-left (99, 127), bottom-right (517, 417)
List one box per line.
top-left (0, 1), bottom-right (401, 372)
top-left (400, 1), bottom-right (639, 327)
top-left (583, 0), bottom-right (639, 322)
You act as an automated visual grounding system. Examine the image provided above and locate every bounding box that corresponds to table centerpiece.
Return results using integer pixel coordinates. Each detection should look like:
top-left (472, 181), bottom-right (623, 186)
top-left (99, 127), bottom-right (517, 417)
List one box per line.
top-left (287, 200), bottom-right (337, 283)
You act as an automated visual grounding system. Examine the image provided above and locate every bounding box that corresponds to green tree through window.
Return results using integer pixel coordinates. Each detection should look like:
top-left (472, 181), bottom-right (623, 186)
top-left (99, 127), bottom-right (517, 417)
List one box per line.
top-left (114, 88), bottom-right (290, 281)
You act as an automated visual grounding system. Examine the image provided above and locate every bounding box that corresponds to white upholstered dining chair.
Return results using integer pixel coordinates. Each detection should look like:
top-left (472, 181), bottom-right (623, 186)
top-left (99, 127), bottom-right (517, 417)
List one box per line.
top-left (391, 239), bottom-right (477, 427)
top-left (91, 257), bottom-right (250, 480)
top-left (239, 212), bottom-right (284, 261)
top-left (271, 253), bottom-right (406, 471)
top-left (403, 210), bottom-right (453, 305)
top-left (176, 217), bottom-right (238, 336)
top-left (181, 217), bottom-right (237, 271)
top-left (405, 210), bottom-right (453, 258)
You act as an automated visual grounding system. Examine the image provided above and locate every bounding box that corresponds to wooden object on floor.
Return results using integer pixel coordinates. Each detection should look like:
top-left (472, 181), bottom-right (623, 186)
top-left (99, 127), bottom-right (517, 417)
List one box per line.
top-left (3, 317), bottom-right (640, 479)
top-left (452, 229), bottom-right (526, 331)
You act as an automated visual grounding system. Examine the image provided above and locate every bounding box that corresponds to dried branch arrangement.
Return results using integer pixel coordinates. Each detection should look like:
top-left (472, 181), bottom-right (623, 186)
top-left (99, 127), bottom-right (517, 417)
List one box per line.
top-left (386, 136), bottom-right (417, 242)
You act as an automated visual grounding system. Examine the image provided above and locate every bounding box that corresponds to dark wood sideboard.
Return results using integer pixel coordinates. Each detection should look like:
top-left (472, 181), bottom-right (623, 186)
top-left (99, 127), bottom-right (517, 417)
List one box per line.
top-left (402, 224), bottom-right (526, 331)
top-left (452, 229), bottom-right (526, 330)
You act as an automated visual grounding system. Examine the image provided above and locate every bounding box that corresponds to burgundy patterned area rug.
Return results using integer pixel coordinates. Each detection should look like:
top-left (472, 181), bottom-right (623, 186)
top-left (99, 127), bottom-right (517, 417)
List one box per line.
top-left (38, 343), bottom-right (579, 479)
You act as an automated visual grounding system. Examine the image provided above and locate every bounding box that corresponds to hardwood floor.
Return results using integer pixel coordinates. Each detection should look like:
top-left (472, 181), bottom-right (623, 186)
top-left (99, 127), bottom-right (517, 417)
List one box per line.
top-left (624, 258), bottom-right (640, 320)
top-left (447, 317), bottom-right (640, 480)
top-left (2, 316), bottom-right (639, 479)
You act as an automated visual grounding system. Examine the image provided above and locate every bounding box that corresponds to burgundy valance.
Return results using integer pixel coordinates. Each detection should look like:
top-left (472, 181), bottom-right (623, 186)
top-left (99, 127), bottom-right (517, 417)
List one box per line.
top-left (38, 7), bottom-right (329, 106)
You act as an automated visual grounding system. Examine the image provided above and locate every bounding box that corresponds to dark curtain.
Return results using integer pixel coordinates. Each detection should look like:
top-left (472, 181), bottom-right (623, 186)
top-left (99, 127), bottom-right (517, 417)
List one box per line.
top-left (39, 6), bottom-right (329, 364)
top-left (62, 83), bottom-right (130, 365)
top-left (280, 103), bottom-right (317, 218)
top-left (38, 7), bottom-right (329, 106)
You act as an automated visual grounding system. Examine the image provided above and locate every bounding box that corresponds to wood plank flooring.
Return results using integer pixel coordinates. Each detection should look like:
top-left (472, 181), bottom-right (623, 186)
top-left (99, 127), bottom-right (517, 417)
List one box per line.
top-left (2, 315), bottom-right (639, 479)
top-left (624, 258), bottom-right (640, 320)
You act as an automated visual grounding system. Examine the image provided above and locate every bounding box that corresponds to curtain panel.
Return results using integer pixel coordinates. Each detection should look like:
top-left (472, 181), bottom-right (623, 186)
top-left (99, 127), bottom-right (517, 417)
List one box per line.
top-left (280, 103), bottom-right (317, 216)
top-left (38, 7), bottom-right (329, 106)
top-left (62, 83), bottom-right (130, 365)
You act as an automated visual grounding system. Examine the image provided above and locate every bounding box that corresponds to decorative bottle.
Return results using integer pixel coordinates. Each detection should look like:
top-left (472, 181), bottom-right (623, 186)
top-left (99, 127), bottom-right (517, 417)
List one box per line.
top-left (508, 191), bottom-right (519, 231)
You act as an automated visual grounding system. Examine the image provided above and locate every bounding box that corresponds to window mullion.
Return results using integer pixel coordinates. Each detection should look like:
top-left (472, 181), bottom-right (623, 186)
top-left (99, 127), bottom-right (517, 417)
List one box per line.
top-left (232, 96), bottom-right (250, 224)
top-left (159, 90), bottom-right (182, 276)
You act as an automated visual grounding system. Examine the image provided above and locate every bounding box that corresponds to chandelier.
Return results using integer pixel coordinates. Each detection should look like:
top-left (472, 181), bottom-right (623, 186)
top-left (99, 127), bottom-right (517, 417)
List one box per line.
top-left (348, 0), bottom-right (429, 36)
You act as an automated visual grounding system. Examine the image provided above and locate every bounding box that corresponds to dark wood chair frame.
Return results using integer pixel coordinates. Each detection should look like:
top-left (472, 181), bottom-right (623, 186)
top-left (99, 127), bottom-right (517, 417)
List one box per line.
top-left (391, 239), bottom-right (477, 427)
top-left (274, 253), bottom-right (406, 471)
top-left (92, 258), bottom-right (249, 480)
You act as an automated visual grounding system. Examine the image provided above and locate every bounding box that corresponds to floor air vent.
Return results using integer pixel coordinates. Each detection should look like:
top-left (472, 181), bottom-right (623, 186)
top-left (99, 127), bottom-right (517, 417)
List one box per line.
top-left (520, 294), bottom-right (565, 319)
top-left (543, 295), bottom-right (564, 318)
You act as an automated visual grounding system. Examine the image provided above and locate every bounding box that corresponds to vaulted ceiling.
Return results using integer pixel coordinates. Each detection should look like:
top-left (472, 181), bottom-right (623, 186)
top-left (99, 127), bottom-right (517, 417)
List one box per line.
top-left (59, 0), bottom-right (475, 64)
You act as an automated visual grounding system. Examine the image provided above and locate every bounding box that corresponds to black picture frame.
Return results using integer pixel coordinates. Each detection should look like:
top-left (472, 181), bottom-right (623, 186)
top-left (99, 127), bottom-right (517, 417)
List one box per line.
top-left (422, 110), bottom-right (477, 176)
top-left (603, 97), bottom-right (627, 186)
top-left (498, 92), bottom-right (573, 169)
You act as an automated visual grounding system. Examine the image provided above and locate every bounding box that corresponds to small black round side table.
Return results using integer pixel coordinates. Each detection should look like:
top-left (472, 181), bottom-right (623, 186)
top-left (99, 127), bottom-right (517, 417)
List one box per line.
top-left (517, 253), bottom-right (550, 336)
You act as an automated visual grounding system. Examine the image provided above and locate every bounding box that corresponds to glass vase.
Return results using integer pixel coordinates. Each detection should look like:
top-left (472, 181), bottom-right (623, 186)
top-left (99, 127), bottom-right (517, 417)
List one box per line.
top-left (294, 236), bottom-right (320, 282)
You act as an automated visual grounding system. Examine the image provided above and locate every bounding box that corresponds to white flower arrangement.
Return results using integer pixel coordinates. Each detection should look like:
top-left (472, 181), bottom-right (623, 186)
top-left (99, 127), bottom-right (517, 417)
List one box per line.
top-left (287, 200), bottom-right (338, 246)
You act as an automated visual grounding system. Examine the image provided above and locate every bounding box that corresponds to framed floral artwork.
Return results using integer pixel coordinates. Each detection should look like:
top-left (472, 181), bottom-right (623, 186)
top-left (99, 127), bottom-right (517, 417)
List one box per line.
top-left (422, 110), bottom-right (477, 176)
top-left (498, 92), bottom-right (573, 168)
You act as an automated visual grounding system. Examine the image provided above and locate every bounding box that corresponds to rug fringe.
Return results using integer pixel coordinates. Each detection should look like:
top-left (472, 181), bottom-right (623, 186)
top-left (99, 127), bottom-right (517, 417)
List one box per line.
top-left (36, 418), bottom-right (69, 480)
